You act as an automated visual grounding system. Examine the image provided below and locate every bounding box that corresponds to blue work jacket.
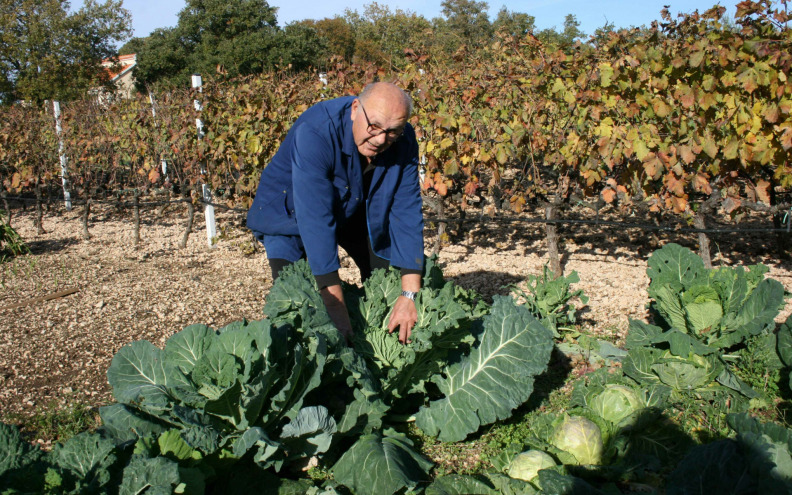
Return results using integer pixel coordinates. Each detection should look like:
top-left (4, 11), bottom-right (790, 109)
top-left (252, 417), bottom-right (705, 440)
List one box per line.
top-left (246, 96), bottom-right (424, 277)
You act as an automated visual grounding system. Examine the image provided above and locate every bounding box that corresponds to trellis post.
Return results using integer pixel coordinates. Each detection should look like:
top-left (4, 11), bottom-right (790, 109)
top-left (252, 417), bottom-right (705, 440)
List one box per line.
top-left (148, 93), bottom-right (168, 178)
top-left (192, 74), bottom-right (216, 248)
top-left (52, 101), bottom-right (72, 211)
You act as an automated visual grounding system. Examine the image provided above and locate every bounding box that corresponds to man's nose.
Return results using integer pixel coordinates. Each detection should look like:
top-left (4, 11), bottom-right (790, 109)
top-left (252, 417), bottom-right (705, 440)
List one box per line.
top-left (371, 131), bottom-right (389, 146)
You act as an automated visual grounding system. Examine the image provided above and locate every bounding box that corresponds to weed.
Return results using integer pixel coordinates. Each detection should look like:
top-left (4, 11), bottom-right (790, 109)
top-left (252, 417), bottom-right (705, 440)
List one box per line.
top-left (666, 392), bottom-right (734, 443)
top-left (4, 401), bottom-right (102, 445)
top-left (0, 214), bottom-right (29, 262)
top-left (509, 265), bottom-right (589, 338)
top-left (306, 465), bottom-right (332, 482)
top-left (734, 334), bottom-right (784, 399)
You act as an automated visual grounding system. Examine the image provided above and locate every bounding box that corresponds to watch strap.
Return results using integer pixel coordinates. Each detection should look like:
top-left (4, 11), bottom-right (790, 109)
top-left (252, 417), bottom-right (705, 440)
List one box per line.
top-left (400, 290), bottom-right (418, 301)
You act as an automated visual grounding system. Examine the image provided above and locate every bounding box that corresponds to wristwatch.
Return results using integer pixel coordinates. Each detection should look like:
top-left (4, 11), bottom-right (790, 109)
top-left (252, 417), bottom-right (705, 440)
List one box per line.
top-left (400, 290), bottom-right (418, 301)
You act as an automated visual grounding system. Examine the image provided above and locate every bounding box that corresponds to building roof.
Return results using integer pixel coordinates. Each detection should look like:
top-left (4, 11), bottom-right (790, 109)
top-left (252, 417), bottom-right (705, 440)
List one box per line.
top-left (102, 53), bottom-right (136, 81)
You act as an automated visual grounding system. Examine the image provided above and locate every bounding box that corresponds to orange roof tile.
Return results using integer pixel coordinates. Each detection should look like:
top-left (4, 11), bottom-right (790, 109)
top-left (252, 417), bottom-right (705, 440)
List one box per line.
top-left (101, 54), bottom-right (136, 81)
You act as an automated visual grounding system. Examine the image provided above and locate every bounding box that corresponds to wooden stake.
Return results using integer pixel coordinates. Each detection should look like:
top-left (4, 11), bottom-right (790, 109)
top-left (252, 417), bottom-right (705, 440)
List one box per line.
top-left (544, 199), bottom-right (562, 278)
top-left (180, 199), bottom-right (195, 249)
top-left (0, 288), bottom-right (79, 311)
top-left (133, 192), bottom-right (141, 248)
top-left (81, 199), bottom-right (91, 240)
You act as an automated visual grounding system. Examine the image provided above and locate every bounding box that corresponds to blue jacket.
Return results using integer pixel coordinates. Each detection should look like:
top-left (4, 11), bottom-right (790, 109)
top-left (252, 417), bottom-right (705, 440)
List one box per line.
top-left (246, 96), bottom-right (424, 277)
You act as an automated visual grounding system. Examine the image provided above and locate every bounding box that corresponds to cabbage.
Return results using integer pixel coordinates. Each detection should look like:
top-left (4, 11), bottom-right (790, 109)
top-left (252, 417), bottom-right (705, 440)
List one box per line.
top-left (682, 285), bottom-right (723, 335)
top-left (589, 384), bottom-right (643, 425)
top-left (507, 450), bottom-right (556, 482)
top-left (552, 415), bottom-right (603, 465)
top-left (652, 350), bottom-right (721, 390)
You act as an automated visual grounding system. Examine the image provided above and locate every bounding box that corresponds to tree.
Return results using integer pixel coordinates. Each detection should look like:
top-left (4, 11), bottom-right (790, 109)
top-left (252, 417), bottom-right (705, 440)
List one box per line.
top-left (132, 28), bottom-right (189, 90)
top-left (118, 36), bottom-right (146, 56)
top-left (0, 0), bottom-right (131, 104)
top-left (436, 0), bottom-right (492, 49)
top-left (269, 22), bottom-right (325, 71)
top-left (134, 0), bottom-right (328, 88)
top-left (492, 7), bottom-right (535, 37)
top-left (342, 3), bottom-right (431, 65)
top-left (537, 14), bottom-right (585, 47)
top-left (304, 17), bottom-right (356, 63)
top-left (134, 0), bottom-right (280, 88)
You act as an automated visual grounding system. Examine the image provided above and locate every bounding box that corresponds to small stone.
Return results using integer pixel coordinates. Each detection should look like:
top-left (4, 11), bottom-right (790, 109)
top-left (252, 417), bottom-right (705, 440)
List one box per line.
top-left (96, 300), bottom-right (105, 309)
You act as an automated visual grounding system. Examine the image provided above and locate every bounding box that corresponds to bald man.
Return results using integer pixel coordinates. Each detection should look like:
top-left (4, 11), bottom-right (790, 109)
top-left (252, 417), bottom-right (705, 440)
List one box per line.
top-left (247, 82), bottom-right (424, 344)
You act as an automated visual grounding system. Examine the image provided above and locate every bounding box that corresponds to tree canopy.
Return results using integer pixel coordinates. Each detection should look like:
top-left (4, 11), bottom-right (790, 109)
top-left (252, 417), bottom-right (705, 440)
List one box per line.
top-left (0, 0), bottom-right (131, 104)
top-left (131, 0), bottom-right (327, 89)
top-left (117, 0), bottom-right (600, 89)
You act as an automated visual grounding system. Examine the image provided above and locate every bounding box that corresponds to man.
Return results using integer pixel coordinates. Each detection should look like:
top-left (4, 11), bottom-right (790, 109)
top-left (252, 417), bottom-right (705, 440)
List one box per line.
top-left (247, 82), bottom-right (424, 344)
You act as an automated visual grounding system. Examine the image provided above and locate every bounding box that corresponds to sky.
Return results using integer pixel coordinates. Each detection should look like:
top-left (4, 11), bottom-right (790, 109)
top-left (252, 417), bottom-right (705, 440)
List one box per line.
top-left (92, 0), bottom-right (738, 41)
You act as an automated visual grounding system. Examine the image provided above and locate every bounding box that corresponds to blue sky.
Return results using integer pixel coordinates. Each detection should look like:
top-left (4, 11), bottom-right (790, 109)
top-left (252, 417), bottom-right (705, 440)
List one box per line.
top-left (97, 0), bottom-right (737, 41)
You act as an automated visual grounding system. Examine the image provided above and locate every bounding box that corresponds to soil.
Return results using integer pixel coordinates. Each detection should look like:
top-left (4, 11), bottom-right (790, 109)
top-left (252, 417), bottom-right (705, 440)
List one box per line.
top-left (1, 200), bottom-right (791, 444)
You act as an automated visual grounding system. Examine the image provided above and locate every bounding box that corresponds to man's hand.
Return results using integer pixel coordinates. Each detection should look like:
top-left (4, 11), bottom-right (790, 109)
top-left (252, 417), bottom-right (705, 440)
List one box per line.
top-left (320, 284), bottom-right (354, 344)
top-left (388, 295), bottom-right (418, 343)
top-left (388, 273), bottom-right (421, 344)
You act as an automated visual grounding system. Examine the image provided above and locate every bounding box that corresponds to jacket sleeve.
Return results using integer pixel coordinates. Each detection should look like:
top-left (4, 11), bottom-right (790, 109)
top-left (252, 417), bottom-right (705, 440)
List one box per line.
top-left (387, 134), bottom-right (424, 271)
top-left (291, 124), bottom-right (340, 277)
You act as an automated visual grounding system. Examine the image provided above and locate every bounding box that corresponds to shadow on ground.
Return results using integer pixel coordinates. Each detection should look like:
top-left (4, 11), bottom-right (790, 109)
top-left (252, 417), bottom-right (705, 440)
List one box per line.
top-left (25, 238), bottom-right (79, 255)
top-left (447, 270), bottom-right (523, 302)
top-left (432, 203), bottom-right (792, 274)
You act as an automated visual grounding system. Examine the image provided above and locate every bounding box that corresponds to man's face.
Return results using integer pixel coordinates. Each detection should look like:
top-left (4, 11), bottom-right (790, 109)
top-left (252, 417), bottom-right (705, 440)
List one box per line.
top-left (350, 90), bottom-right (409, 159)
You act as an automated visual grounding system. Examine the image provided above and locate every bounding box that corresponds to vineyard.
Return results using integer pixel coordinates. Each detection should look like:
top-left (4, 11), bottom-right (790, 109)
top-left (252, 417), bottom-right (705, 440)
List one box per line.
top-left (1, 1), bottom-right (792, 493)
top-left (2, 3), bottom-right (792, 270)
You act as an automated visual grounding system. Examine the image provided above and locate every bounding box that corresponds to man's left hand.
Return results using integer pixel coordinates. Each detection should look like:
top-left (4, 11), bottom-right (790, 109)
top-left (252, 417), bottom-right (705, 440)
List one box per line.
top-left (388, 295), bottom-right (418, 344)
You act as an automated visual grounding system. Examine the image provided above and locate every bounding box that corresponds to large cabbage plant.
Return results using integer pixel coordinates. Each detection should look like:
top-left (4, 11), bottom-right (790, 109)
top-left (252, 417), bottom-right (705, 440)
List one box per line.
top-left (646, 243), bottom-right (785, 350)
top-left (265, 260), bottom-right (555, 492)
top-left (0, 259), bottom-right (553, 494)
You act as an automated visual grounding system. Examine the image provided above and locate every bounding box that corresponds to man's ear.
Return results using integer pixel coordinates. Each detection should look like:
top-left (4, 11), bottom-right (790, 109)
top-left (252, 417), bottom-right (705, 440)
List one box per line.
top-left (350, 98), bottom-right (359, 122)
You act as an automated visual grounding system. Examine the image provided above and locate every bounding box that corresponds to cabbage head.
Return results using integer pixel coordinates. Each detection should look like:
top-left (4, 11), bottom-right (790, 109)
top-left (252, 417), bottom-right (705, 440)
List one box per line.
top-left (682, 285), bottom-right (723, 335)
top-left (507, 450), bottom-right (556, 482)
top-left (589, 385), bottom-right (643, 425)
top-left (552, 415), bottom-right (603, 465)
top-left (652, 350), bottom-right (721, 390)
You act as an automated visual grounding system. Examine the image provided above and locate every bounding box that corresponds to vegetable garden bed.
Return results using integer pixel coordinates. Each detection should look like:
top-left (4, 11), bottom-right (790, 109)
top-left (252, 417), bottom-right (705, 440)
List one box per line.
top-left (1, 204), bottom-right (792, 493)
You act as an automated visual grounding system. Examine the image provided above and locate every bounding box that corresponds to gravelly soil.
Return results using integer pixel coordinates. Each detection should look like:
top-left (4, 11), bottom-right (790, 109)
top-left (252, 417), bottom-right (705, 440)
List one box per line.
top-left (1, 201), bottom-right (790, 442)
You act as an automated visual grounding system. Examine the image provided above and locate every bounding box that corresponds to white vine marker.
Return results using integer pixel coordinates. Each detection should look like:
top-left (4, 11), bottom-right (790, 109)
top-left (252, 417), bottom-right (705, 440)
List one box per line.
top-left (52, 101), bottom-right (72, 211)
top-left (192, 74), bottom-right (216, 248)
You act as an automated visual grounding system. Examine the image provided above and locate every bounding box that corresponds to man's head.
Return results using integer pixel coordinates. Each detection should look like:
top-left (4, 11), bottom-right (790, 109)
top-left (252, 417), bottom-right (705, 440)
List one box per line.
top-left (350, 82), bottom-right (412, 159)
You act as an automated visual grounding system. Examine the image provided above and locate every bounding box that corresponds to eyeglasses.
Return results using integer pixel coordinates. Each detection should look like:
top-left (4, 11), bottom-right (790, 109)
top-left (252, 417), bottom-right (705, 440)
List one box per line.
top-left (358, 101), bottom-right (404, 141)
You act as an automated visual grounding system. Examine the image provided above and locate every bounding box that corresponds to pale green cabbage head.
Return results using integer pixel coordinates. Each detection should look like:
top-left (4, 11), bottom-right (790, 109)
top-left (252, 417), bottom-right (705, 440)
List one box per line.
top-left (552, 415), bottom-right (603, 465)
top-left (507, 450), bottom-right (556, 482)
top-left (682, 285), bottom-right (723, 334)
top-left (589, 385), bottom-right (643, 424)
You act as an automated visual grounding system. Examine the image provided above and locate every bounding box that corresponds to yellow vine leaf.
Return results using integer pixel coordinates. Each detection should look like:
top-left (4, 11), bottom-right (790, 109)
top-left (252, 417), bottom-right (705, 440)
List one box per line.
top-left (723, 139), bottom-right (739, 160)
top-left (599, 63), bottom-right (614, 88)
top-left (701, 136), bottom-right (718, 159)
top-left (653, 99), bottom-right (671, 118)
top-left (633, 139), bottom-right (650, 161)
top-left (495, 145), bottom-right (509, 165)
top-left (444, 159), bottom-right (459, 176)
top-left (551, 78), bottom-right (566, 94)
top-left (689, 51), bottom-right (705, 68)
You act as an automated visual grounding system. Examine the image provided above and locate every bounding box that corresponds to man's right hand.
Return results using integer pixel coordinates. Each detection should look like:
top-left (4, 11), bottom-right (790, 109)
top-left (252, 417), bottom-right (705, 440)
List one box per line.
top-left (320, 283), bottom-right (354, 344)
